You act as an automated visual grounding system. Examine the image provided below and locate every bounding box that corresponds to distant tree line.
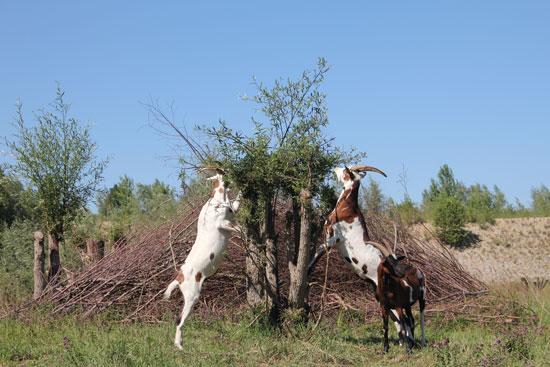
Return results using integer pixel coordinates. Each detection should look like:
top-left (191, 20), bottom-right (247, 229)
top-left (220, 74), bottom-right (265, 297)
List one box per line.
top-left (362, 164), bottom-right (550, 246)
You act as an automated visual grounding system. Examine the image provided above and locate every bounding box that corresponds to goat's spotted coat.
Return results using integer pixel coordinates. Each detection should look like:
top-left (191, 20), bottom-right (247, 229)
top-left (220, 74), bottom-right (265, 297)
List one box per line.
top-left (308, 165), bottom-right (407, 337)
top-left (164, 169), bottom-right (241, 349)
top-left (310, 166), bottom-right (388, 285)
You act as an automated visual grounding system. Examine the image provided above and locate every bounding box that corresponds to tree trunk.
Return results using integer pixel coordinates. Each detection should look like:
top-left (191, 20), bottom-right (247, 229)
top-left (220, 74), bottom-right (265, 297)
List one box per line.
top-left (33, 231), bottom-right (46, 300)
top-left (47, 232), bottom-right (62, 284)
top-left (86, 239), bottom-right (105, 263)
top-left (244, 200), bottom-right (280, 321)
top-left (288, 188), bottom-right (312, 308)
top-left (263, 201), bottom-right (280, 322)
top-left (246, 239), bottom-right (264, 305)
top-left (245, 204), bottom-right (265, 306)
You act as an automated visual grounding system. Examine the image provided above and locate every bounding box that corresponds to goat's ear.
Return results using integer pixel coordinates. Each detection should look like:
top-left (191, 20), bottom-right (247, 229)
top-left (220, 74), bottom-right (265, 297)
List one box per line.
top-left (206, 175), bottom-right (218, 181)
top-left (396, 255), bottom-right (406, 262)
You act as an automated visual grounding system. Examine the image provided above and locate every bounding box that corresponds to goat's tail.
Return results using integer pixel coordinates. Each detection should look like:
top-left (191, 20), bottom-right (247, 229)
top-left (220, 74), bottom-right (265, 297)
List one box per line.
top-left (164, 280), bottom-right (180, 300)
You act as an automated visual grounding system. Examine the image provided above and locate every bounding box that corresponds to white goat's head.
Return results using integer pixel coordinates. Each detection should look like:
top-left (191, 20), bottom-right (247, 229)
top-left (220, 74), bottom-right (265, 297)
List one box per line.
top-left (198, 167), bottom-right (229, 201)
top-left (206, 168), bottom-right (226, 182)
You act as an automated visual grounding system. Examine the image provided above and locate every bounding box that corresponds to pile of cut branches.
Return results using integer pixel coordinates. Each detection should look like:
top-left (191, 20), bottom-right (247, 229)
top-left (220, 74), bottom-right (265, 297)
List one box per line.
top-left (307, 211), bottom-right (489, 321)
top-left (11, 201), bottom-right (491, 323)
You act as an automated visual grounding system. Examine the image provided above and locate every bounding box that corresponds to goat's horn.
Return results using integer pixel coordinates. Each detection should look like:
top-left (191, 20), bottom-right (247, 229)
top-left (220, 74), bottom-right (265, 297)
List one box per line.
top-left (197, 166), bottom-right (216, 175)
top-left (365, 241), bottom-right (392, 257)
top-left (349, 165), bottom-right (387, 177)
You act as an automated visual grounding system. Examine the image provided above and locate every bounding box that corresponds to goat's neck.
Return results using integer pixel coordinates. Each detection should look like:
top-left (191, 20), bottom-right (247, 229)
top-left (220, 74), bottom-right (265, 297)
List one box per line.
top-left (209, 178), bottom-right (227, 203)
top-left (378, 267), bottom-right (402, 291)
top-left (337, 180), bottom-right (359, 203)
top-left (334, 181), bottom-right (361, 216)
top-left (377, 266), bottom-right (385, 291)
top-left (333, 181), bottom-right (371, 241)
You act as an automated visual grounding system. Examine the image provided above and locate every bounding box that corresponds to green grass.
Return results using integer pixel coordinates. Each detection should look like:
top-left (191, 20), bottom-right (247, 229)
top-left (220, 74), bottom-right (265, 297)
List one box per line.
top-left (1, 288), bottom-right (549, 366)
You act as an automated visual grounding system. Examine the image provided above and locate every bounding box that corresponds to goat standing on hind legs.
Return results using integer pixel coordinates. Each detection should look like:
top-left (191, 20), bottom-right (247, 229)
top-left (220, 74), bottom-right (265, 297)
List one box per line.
top-left (376, 255), bottom-right (426, 354)
top-left (163, 168), bottom-right (242, 350)
top-left (307, 164), bottom-right (407, 341)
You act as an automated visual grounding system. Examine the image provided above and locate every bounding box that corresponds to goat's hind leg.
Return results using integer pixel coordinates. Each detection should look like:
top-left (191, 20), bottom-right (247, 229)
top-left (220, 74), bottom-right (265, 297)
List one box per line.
top-left (419, 296), bottom-right (426, 347)
top-left (395, 308), bottom-right (412, 354)
top-left (174, 286), bottom-right (200, 350)
top-left (388, 309), bottom-right (404, 346)
top-left (404, 306), bottom-right (415, 347)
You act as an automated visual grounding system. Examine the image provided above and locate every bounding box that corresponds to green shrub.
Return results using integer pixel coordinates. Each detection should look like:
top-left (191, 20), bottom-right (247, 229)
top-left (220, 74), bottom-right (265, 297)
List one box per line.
top-left (433, 196), bottom-right (468, 246)
top-left (389, 197), bottom-right (423, 226)
top-left (531, 185), bottom-right (550, 216)
top-left (0, 220), bottom-right (37, 305)
top-left (464, 184), bottom-right (497, 225)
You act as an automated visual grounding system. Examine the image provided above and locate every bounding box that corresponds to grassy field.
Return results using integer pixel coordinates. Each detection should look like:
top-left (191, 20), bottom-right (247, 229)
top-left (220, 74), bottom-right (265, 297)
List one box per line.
top-left (1, 286), bottom-right (549, 367)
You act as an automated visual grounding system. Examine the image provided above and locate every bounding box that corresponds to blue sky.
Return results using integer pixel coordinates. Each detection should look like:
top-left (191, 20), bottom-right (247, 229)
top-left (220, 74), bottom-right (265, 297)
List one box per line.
top-left (1, 1), bottom-right (549, 210)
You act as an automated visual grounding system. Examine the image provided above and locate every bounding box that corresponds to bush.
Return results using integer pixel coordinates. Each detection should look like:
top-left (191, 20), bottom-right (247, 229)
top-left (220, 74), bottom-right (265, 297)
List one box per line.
top-left (433, 196), bottom-right (468, 247)
top-left (361, 178), bottom-right (387, 215)
top-left (464, 184), bottom-right (497, 225)
top-left (0, 220), bottom-right (37, 305)
top-left (389, 197), bottom-right (423, 227)
top-left (531, 185), bottom-right (550, 216)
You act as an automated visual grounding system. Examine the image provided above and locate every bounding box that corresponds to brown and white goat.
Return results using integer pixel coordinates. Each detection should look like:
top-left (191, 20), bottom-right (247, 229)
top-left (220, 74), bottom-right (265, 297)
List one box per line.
top-left (309, 165), bottom-right (388, 287)
top-left (164, 168), bottom-right (241, 349)
top-left (376, 255), bottom-right (426, 354)
top-left (308, 165), bottom-right (406, 337)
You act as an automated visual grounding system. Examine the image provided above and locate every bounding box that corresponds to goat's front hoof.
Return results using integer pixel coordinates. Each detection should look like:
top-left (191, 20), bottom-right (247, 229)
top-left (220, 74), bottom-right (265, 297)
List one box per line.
top-left (175, 343), bottom-right (183, 350)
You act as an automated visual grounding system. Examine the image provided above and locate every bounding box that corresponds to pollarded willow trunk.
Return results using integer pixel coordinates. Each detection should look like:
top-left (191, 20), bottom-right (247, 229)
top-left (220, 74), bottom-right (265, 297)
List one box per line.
top-left (246, 239), bottom-right (264, 305)
top-left (244, 200), bottom-right (281, 322)
top-left (33, 231), bottom-right (46, 300)
top-left (288, 188), bottom-right (312, 309)
top-left (244, 201), bottom-right (265, 306)
top-left (47, 232), bottom-right (62, 284)
top-left (262, 201), bottom-right (281, 324)
top-left (86, 239), bottom-right (105, 263)
top-left (263, 201), bottom-right (280, 318)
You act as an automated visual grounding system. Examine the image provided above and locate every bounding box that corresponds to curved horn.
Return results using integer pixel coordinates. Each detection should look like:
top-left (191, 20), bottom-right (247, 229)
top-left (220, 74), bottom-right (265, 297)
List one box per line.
top-left (349, 165), bottom-right (387, 178)
top-left (365, 241), bottom-right (392, 257)
top-left (197, 166), bottom-right (216, 175)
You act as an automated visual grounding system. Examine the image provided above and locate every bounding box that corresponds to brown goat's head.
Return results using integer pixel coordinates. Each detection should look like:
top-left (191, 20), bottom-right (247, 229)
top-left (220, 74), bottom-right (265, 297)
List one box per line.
top-left (379, 255), bottom-right (407, 277)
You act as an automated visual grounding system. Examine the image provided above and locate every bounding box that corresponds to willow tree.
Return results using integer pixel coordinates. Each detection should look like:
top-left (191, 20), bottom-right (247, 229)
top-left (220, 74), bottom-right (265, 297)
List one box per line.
top-left (205, 58), bottom-right (356, 320)
top-left (6, 87), bottom-right (108, 284)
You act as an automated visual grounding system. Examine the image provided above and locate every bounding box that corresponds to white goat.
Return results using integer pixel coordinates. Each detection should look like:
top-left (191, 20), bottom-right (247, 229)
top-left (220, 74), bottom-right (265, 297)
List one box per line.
top-left (164, 168), bottom-right (241, 349)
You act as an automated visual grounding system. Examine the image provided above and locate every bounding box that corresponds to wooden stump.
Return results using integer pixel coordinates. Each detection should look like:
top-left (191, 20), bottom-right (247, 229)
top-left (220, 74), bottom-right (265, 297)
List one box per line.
top-left (33, 231), bottom-right (46, 300)
top-left (86, 239), bottom-right (105, 263)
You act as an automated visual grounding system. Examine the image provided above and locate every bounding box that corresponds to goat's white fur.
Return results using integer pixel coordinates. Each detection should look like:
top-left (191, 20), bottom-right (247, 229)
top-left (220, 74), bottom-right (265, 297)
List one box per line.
top-left (164, 171), bottom-right (241, 349)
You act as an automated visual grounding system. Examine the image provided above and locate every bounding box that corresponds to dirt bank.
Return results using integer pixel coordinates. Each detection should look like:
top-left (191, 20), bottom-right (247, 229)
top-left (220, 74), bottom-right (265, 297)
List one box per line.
top-left (411, 217), bottom-right (550, 283)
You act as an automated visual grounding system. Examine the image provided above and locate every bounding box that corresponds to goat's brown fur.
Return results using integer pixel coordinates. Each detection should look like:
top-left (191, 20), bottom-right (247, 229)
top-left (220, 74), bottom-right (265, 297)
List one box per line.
top-left (376, 256), bottom-right (426, 354)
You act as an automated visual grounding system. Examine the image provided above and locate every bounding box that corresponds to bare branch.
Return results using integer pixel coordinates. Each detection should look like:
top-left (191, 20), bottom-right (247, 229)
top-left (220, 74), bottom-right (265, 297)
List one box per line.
top-left (143, 99), bottom-right (214, 171)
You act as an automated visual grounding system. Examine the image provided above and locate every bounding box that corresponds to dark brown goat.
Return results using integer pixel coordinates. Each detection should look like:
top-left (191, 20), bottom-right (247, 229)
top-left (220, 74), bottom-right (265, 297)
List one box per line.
top-left (376, 255), bottom-right (426, 354)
